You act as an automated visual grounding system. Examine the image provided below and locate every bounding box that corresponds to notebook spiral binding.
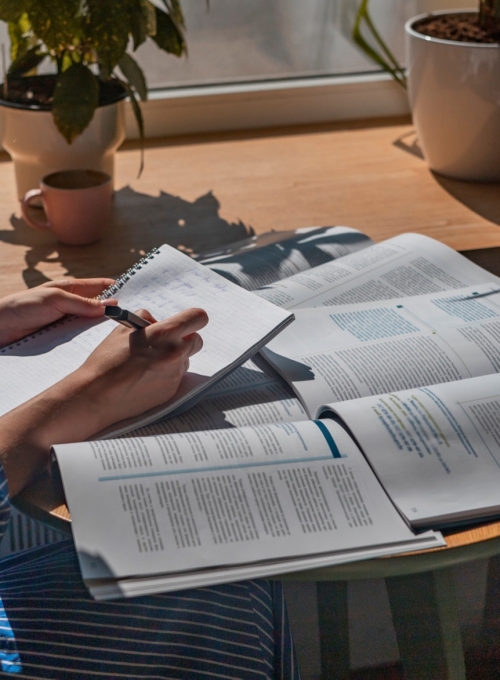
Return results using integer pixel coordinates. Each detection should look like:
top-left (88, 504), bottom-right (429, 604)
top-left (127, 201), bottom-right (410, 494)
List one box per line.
top-left (98, 247), bottom-right (161, 300)
top-left (0, 247), bottom-right (162, 354)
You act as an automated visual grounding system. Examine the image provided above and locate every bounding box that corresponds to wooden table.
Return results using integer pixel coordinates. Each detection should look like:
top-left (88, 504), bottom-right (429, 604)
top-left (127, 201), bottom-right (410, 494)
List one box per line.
top-left (2, 115), bottom-right (500, 296)
top-left (3, 115), bottom-right (500, 679)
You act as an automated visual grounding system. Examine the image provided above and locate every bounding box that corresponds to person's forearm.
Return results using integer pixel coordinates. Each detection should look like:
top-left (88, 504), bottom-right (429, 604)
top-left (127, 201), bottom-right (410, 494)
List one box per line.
top-left (0, 369), bottom-right (106, 497)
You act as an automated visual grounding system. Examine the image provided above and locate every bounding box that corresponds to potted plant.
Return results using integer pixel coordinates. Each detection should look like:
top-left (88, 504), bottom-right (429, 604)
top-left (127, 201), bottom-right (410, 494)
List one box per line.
top-left (0, 0), bottom-right (186, 198)
top-left (353, 0), bottom-right (500, 182)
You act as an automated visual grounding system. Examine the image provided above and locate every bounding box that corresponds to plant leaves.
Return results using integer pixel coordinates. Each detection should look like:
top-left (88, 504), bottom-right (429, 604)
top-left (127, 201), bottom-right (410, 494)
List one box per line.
top-left (0, 0), bottom-right (27, 23)
top-left (8, 15), bottom-right (31, 62)
top-left (352, 0), bottom-right (406, 89)
top-left (27, 0), bottom-right (82, 52)
top-left (118, 53), bottom-right (147, 101)
top-left (143, 0), bottom-right (157, 36)
top-left (129, 2), bottom-right (148, 50)
top-left (119, 78), bottom-right (144, 177)
top-left (152, 7), bottom-right (186, 57)
top-left (161, 0), bottom-right (186, 30)
top-left (129, 0), bottom-right (156, 50)
top-left (86, 0), bottom-right (130, 71)
top-left (52, 63), bottom-right (99, 143)
top-left (8, 44), bottom-right (46, 76)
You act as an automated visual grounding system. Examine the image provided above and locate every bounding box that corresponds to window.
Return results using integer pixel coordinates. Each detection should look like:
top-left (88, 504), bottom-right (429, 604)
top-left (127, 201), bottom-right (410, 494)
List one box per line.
top-left (137, 0), bottom-right (414, 89)
top-left (0, 0), bottom-right (471, 137)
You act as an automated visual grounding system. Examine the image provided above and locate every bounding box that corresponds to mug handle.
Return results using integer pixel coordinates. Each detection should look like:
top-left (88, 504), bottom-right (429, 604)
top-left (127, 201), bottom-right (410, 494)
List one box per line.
top-left (21, 189), bottom-right (50, 231)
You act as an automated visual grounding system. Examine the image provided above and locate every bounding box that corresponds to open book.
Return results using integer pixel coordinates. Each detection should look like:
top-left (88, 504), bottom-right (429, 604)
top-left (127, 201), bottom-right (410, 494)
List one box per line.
top-left (262, 283), bottom-right (500, 418)
top-left (52, 418), bottom-right (444, 600)
top-left (330, 372), bottom-right (500, 530)
top-left (198, 225), bottom-right (373, 290)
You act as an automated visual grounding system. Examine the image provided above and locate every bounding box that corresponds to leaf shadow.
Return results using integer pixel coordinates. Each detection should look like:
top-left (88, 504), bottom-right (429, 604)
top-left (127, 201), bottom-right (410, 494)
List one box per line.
top-left (0, 186), bottom-right (254, 288)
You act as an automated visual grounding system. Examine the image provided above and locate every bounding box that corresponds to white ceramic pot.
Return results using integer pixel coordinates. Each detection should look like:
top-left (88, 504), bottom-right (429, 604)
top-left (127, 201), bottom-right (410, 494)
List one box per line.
top-left (405, 10), bottom-right (500, 182)
top-left (0, 96), bottom-right (126, 200)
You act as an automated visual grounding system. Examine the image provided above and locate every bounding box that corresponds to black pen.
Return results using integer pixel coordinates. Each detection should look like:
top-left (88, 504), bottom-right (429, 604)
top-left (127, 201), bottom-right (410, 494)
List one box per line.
top-left (105, 305), bottom-right (151, 330)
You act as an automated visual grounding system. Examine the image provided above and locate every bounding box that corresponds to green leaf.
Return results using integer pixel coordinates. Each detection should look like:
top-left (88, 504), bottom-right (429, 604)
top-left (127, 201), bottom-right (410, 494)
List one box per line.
top-left (61, 51), bottom-right (74, 72)
top-left (161, 0), bottom-right (186, 30)
top-left (52, 63), bottom-right (99, 143)
top-left (118, 53), bottom-right (147, 101)
top-left (129, 3), bottom-right (147, 50)
top-left (143, 0), bottom-right (157, 36)
top-left (8, 45), bottom-right (46, 76)
top-left (86, 0), bottom-right (130, 71)
top-left (352, 0), bottom-right (406, 89)
top-left (129, 0), bottom-right (156, 50)
top-left (119, 78), bottom-right (144, 177)
top-left (27, 0), bottom-right (82, 53)
top-left (8, 14), bottom-right (32, 62)
top-left (152, 7), bottom-right (186, 57)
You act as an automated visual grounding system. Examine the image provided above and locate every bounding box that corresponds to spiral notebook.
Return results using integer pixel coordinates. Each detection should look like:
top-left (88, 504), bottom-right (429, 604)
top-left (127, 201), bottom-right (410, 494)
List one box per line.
top-left (0, 245), bottom-right (294, 438)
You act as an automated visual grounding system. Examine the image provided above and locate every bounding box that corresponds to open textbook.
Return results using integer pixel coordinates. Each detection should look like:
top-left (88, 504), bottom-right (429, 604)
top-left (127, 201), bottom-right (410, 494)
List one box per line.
top-left (252, 232), bottom-right (500, 309)
top-left (0, 245), bottom-right (293, 436)
top-left (52, 418), bottom-right (444, 600)
top-left (198, 225), bottom-right (373, 290)
top-left (261, 283), bottom-right (500, 417)
top-left (329, 373), bottom-right (500, 530)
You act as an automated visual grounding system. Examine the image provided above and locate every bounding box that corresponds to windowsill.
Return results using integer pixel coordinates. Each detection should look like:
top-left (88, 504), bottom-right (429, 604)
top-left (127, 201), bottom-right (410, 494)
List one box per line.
top-left (124, 72), bottom-right (410, 140)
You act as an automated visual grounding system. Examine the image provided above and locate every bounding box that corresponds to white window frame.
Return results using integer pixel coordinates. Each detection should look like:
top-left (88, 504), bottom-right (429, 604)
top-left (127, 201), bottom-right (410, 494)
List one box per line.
top-left (124, 72), bottom-right (410, 140)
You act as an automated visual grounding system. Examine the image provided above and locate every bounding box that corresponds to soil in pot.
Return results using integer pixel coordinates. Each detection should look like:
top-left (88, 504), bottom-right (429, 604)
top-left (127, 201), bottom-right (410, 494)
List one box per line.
top-left (413, 12), bottom-right (499, 43)
top-left (0, 75), bottom-right (126, 110)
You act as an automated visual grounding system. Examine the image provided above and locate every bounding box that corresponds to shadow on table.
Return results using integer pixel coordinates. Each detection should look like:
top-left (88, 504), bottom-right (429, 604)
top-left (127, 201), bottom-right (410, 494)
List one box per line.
top-left (392, 130), bottom-right (424, 160)
top-left (393, 130), bottom-right (500, 226)
top-left (432, 173), bottom-right (500, 227)
top-left (0, 186), bottom-right (254, 288)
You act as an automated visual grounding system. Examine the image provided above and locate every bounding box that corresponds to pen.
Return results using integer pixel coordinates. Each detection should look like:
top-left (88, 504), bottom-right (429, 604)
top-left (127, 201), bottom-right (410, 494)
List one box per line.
top-left (105, 305), bottom-right (151, 330)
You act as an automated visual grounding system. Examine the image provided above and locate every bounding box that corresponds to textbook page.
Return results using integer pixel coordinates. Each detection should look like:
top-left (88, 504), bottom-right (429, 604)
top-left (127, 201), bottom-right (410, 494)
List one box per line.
top-left (261, 284), bottom-right (500, 417)
top-left (200, 226), bottom-right (372, 290)
top-left (253, 233), bottom-right (500, 310)
top-left (53, 419), bottom-right (442, 595)
top-left (0, 245), bottom-right (293, 434)
top-left (331, 373), bottom-right (500, 529)
top-left (195, 225), bottom-right (369, 260)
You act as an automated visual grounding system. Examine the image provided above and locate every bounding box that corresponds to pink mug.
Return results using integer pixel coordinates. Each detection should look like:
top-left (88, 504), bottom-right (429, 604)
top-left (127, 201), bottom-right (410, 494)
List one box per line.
top-left (21, 169), bottom-right (113, 246)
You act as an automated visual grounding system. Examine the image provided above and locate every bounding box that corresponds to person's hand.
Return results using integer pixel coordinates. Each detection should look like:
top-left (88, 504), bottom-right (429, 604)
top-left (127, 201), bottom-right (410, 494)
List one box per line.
top-left (0, 307), bottom-right (208, 496)
top-left (0, 279), bottom-right (116, 348)
top-left (77, 307), bottom-right (208, 433)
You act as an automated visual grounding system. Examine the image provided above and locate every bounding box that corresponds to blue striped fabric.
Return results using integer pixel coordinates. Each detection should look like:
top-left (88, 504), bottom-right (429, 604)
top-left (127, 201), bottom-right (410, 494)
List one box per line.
top-left (0, 467), bottom-right (300, 679)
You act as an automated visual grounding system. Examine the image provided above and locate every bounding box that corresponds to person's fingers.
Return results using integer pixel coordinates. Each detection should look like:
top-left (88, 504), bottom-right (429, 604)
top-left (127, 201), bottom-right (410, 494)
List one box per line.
top-left (133, 309), bottom-right (158, 324)
top-left (49, 290), bottom-right (109, 317)
top-left (42, 278), bottom-right (116, 298)
top-left (152, 308), bottom-right (208, 341)
top-left (184, 332), bottom-right (203, 357)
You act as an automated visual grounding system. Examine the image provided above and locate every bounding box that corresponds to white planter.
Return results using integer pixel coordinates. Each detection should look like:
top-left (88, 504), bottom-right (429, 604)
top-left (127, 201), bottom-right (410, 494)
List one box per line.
top-left (405, 10), bottom-right (500, 182)
top-left (0, 98), bottom-right (126, 200)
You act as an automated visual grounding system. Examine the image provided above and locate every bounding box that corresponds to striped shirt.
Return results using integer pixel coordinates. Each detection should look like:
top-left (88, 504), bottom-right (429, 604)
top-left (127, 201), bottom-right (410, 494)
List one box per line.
top-left (0, 466), bottom-right (300, 679)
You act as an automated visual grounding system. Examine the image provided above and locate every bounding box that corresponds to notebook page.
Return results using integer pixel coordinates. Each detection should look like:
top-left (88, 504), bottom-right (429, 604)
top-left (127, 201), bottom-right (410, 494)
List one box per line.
top-left (0, 246), bottom-right (292, 423)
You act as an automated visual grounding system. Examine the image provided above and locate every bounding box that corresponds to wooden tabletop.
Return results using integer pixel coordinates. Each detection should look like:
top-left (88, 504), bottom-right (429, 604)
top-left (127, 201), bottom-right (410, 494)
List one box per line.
top-left (2, 115), bottom-right (500, 296)
top-left (4, 114), bottom-right (500, 565)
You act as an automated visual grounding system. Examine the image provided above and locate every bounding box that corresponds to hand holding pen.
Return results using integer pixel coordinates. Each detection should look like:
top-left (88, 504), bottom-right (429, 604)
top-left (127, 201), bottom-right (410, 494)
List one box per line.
top-left (105, 305), bottom-right (152, 330)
